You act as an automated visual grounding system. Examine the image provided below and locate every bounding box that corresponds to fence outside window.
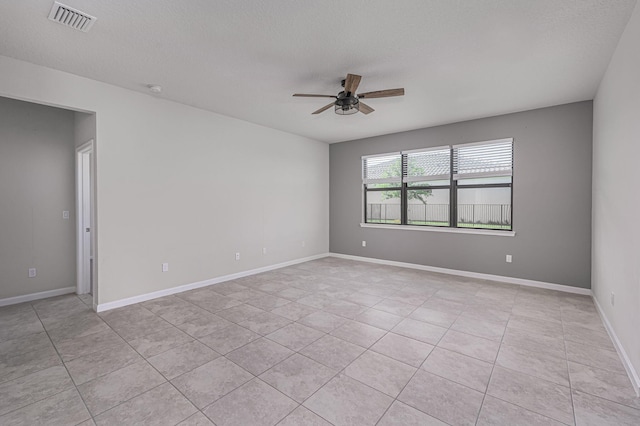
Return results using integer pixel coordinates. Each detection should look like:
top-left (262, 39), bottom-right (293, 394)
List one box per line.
top-left (366, 203), bottom-right (512, 230)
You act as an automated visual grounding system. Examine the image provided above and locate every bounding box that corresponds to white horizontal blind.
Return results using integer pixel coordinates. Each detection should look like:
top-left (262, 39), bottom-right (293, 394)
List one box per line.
top-left (403, 147), bottom-right (451, 183)
top-left (453, 138), bottom-right (513, 180)
top-left (362, 153), bottom-right (402, 184)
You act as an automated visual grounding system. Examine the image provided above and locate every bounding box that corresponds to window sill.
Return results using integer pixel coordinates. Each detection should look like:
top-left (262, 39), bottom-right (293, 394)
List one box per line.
top-left (360, 223), bottom-right (516, 237)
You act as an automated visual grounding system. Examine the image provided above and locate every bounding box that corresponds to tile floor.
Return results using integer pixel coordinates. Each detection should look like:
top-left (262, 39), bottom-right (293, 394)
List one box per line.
top-left (1, 257), bottom-right (639, 425)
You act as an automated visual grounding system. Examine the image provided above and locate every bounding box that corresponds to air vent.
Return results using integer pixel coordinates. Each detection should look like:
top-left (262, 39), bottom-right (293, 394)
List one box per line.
top-left (48, 2), bottom-right (96, 32)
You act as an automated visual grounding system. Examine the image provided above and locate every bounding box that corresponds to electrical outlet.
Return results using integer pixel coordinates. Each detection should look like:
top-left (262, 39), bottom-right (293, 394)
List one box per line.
top-left (262, 247), bottom-right (267, 255)
top-left (505, 254), bottom-right (512, 263)
top-left (28, 268), bottom-right (37, 278)
top-left (301, 241), bottom-right (306, 248)
top-left (610, 292), bottom-right (615, 306)
top-left (362, 240), bottom-right (366, 247)
top-left (162, 263), bottom-right (169, 272)
top-left (62, 211), bottom-right (69, 219)
top-left (235, 252), bottom-right (240, 261)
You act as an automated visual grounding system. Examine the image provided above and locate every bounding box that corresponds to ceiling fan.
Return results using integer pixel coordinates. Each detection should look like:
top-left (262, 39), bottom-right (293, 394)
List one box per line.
top-left (293, 73), bottom-right (404, 115)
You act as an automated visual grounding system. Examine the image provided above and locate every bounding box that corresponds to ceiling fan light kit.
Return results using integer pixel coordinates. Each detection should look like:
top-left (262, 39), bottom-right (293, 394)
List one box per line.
top-left (335, 93), bottom-right (359, 115)
top-left (293, 73), bottom-right (405, 116)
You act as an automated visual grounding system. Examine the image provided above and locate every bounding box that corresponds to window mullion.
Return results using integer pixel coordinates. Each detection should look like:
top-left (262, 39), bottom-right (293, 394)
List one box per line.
top-left (450, 148), bottom-right (457, 228)
top-left (401, 154), bottom-right (407, 225)
top-left (363, 186), bottom-right (367, 223)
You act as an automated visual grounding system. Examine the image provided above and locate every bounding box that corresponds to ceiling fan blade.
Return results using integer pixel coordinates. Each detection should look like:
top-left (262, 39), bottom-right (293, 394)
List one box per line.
top-left (358, 88), bottom-right (405, 99)
top-left (312, 102), bottom-right (335, 115)
top-left (293, 94), bottom-right (337, 98)
top-left (344, 74), bottom-right (362, 94)
top-left (359, 102), bottom-right (375, 115)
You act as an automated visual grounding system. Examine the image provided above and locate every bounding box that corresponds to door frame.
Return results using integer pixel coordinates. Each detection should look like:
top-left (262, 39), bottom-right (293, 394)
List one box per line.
top-left (76, 139), bottom-right (97, 308)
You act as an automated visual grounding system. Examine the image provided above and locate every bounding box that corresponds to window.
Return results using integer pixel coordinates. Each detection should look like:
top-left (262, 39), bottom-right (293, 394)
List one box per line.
top-left (363, 153), bottom-right (402, 224)
top-left (404, 147), bottom-right (451, 226)
top-left (453, 139), bottom-right (513, 230)
top-left (362, 138), bottom-right (513, 231)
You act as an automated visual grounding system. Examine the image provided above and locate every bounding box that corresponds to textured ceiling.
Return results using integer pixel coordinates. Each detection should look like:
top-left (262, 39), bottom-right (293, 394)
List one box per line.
top-left (0, 0), bottom-right (636, 143)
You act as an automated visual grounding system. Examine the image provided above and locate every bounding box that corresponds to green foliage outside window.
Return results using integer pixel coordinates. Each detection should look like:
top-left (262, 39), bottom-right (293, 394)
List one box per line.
top-left (378, 161), bottom-right (432, 204)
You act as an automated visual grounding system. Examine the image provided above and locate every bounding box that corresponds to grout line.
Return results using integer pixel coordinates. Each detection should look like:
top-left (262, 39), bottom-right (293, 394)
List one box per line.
top-left (292, 328), bottom-right (391, 423)
top-left (295, 288), bottom-right (455, 424)
top-left (56, 301), bottom-right (205, 421)
top-left (565, 342), bottom-right (579, 425)
top-left (373, 283), bottom-right (473, 424)
top-left (91, 313), bottom-right (198, 422)
top-left (28, 296), bottom-right (97, 425)
top-left (473, 286), bottom-right (514, 425)
top-left (561, 299), bottom-right (579, 426)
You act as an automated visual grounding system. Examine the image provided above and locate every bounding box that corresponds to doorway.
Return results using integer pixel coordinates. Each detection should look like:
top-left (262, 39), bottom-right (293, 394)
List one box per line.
top-left (76, 139), bottom-right (96, 308)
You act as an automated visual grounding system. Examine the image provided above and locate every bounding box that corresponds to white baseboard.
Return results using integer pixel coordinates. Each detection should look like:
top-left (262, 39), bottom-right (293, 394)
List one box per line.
top-left (329, 253), bottom-right (591, 295)
top-left (592, 296), bottom-right (640, 396)
top-left (0, 286), bottom-right (76, 307)
top-left (96, 253), bottom-right (330, 313)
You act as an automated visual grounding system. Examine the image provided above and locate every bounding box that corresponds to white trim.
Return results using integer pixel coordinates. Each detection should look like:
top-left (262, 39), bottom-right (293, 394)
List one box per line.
top-left (401, 145), bottom-right (450, 154)
top-left (96, 253), bottom-right (330, 313)
top-left (361, 151), bottom-right (401, 160)
top-left (0, 287), bottom-right (76, 307)
top-left (592, 296), bottom-right (640, 396)
top-left (360, 222), bottom-right (516, 237)
top-left (452, 137), bottom-right (513, 149)
top-left (76, 139), bottom-right (97, 310)
top-left (329, 253), bottom-right (591, 295)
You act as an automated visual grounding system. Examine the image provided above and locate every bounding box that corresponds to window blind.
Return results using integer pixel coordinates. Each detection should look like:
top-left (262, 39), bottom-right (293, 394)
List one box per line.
top-left (453, 138), bottom-right (513, 180)
top-left (362, 153), bottom-right (402, 184)
top-left (402, 147), bottom-right (451, 183)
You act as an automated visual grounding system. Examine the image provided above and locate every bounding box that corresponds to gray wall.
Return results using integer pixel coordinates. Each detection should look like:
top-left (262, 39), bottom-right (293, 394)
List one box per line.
top-left (330, 101), bottom-right (593, 288)
top-left (0, 96), bottom-right (76, 299)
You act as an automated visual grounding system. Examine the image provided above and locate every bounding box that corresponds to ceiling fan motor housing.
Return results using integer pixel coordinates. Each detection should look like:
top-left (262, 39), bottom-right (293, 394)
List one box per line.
top-left (335, 92), bottom-right (359, 114)
top-left (336, 92), bottom-right (359, 106)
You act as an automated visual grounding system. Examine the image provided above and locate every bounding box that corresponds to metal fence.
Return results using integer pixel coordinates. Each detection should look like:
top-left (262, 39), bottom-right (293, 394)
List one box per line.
top-left (366, 203), bottom-right (401, 223)
top-left (457, 204), bottom-right (511, 226)
top-left (367, 203), bottom-right (511, 226)
top-left (408, 204), bottom-right (449, 223)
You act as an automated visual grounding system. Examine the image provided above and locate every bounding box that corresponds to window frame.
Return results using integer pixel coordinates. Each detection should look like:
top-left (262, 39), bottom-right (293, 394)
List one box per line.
top-left (362, 152), bottom-right (403, 225)
top-left (362, 138), bottom-right (513, 232)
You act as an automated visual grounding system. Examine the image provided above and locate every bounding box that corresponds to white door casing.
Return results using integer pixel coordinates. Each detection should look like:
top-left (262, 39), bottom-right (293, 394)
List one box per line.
top-left (76, 140), bottom-right (96, 305)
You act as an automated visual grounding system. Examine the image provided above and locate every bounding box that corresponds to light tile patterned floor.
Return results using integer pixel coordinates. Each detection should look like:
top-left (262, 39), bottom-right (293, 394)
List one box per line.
top-left (1, 257), bottom-right (639, 425)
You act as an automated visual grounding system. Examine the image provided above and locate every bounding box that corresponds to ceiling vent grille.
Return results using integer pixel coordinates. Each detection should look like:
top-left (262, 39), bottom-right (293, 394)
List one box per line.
top-left (48, 2), bottom-right (96, 32)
